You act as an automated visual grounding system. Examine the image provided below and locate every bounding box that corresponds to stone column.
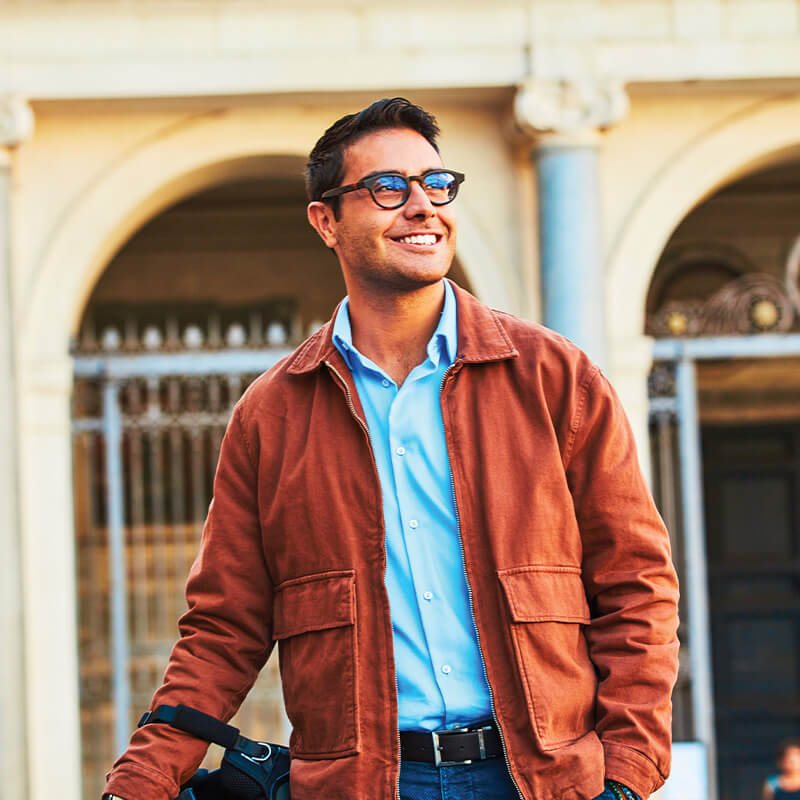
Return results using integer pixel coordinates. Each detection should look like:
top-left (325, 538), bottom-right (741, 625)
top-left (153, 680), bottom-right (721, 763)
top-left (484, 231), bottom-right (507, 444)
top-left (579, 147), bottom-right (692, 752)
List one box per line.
top-left (514, 79), bottom-right (629, 368)
top-left (0, 95), bottom-right (34, 800)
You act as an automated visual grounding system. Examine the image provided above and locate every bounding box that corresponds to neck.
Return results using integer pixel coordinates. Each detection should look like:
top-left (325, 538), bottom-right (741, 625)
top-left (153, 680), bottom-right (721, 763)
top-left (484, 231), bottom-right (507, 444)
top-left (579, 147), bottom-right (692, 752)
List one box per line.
top-left (346, 280), bottom-right (447, 385)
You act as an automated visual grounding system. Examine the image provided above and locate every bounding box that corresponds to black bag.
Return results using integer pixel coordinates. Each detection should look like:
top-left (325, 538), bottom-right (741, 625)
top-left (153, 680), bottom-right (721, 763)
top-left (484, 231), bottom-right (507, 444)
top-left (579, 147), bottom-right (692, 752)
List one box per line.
top-left (138, 704), bottom-right (290, 800)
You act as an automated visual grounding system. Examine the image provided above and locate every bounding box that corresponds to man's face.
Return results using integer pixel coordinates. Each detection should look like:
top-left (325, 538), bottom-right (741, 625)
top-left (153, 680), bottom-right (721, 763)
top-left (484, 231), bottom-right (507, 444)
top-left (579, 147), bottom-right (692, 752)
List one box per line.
top-left (308, 127), bottom-right (457, 294)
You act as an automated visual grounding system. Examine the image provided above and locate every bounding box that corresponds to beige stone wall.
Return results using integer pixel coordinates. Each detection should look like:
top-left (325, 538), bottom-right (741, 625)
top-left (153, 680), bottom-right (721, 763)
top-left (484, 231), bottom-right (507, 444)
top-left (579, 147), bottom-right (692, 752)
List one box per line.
top-left (3, 0), bottom-right (800, 98)
top-left (5, 4), bottom-right (800, 800)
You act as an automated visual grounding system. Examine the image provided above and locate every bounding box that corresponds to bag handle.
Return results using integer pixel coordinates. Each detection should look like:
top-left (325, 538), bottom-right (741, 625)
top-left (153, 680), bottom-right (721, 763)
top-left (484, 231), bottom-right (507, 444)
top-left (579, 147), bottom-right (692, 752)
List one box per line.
top-left (139, 704), bottom-right (270, 760)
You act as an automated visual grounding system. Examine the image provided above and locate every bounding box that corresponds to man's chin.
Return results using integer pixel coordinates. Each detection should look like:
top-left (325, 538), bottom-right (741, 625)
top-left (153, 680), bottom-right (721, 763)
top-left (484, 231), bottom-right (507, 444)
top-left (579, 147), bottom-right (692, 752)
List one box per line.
top-left (346, 252), bottom-right (455, 295)
top-left (394, 255), bottom-right (454, 286)
top-left (383, 268), bottom-right (451, 293)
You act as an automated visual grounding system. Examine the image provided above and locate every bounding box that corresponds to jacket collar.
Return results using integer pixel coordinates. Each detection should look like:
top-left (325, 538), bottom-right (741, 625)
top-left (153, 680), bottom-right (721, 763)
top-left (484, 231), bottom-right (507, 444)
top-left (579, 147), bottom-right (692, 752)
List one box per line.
top-left (287, 279), bottom-right (518, 376)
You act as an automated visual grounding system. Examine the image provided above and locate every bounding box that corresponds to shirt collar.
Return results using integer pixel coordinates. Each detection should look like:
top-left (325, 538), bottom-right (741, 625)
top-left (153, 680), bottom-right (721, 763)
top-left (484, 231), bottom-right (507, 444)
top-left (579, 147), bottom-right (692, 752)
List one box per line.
top-left (288, 280), bottom-right (517, 376)
top-left (332, 279), bottom-right (457, 372)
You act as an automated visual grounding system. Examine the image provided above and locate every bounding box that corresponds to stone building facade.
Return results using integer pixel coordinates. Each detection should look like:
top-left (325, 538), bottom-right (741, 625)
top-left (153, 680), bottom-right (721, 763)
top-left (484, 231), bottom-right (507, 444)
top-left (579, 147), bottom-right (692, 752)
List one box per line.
top-left (3, 3), bottom-right (800, 800)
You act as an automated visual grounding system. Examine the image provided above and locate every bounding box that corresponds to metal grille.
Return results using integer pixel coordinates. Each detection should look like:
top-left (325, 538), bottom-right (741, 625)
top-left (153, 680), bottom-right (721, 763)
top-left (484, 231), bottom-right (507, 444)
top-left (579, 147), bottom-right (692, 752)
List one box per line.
top-left (73, 350), bottom-right (292, 800)
top-left (648, 364), bottom-right (693, 742)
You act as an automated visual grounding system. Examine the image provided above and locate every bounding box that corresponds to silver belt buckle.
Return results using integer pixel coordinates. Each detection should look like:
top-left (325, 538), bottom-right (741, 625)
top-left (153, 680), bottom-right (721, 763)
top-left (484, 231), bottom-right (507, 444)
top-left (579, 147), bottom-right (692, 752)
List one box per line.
top-left (432, 725), bottom-right (490, 767)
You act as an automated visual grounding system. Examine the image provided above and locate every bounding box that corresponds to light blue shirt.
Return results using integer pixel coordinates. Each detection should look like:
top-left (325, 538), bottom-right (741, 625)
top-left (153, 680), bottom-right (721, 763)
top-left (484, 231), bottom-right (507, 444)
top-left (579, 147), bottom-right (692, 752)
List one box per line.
top-left (332, 280), bottom-right (493, 731)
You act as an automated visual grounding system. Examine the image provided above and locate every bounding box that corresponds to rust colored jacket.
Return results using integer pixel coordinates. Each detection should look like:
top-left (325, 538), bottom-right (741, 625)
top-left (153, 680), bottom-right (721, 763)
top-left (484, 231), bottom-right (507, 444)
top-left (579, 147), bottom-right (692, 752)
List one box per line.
top-left (105, 283), bottom-right (679, 800)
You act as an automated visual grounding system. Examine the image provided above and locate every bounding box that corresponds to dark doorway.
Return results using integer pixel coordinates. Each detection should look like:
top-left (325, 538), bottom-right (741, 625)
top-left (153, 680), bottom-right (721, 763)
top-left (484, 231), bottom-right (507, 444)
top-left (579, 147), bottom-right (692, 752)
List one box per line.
top-left (704, 423), bottom-right (800, 800)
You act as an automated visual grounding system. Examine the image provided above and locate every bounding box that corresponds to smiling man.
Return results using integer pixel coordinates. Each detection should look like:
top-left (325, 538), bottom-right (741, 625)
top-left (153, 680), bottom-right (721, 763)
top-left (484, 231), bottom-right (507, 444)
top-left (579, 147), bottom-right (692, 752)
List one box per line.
top-left (103, 98), bottom-right (679, 800)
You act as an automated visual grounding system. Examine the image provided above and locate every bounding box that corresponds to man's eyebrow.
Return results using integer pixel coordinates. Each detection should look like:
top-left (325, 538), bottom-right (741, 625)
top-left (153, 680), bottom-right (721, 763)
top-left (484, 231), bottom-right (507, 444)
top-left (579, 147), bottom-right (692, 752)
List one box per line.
top-left (357, 169), bottom-right (395, 181)
top-left (355, 167), bottom-right (444, 181)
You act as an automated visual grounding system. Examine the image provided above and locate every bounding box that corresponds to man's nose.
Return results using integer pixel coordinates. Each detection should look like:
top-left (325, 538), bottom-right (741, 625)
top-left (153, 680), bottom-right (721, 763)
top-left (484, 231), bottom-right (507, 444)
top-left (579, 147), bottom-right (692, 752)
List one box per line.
top-left (403, 180), bottom-right (436, 218)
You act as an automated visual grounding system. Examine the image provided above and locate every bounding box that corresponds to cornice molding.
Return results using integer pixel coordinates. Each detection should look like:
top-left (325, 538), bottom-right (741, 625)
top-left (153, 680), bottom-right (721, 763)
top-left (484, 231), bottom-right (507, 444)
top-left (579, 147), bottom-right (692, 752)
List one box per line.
top-left (512, 78), bottom-right (629, 144)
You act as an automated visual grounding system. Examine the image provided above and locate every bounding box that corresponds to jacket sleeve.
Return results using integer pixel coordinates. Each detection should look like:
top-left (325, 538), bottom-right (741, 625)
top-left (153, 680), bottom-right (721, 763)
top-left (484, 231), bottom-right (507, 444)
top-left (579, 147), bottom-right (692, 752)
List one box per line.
top-left (565, 367), bottom-right (680, 800)
top-left (103, 403), bottom-right (274, 800)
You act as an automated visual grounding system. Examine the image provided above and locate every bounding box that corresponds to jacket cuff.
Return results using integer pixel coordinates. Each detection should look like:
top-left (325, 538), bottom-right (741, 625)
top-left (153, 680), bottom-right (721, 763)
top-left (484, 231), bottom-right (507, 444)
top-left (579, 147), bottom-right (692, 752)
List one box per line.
top-left (603, 740), bottom-right (667, 800)
top-left (104, 762), bottom-right (177, 800)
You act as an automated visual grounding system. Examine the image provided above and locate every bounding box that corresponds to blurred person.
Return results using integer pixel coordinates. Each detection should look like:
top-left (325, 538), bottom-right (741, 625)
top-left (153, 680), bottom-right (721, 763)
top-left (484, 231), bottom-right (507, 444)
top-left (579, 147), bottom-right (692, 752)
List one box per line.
top-left (102, 98), bottom-right (679, 800)
top-left (763, 739), bottom-right (800, 800)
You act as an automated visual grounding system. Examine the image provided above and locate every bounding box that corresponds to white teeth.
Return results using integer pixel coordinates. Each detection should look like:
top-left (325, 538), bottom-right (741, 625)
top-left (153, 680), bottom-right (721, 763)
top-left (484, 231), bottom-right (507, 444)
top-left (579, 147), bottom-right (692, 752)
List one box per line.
top-left (399, 234), bottom-right (437, 245)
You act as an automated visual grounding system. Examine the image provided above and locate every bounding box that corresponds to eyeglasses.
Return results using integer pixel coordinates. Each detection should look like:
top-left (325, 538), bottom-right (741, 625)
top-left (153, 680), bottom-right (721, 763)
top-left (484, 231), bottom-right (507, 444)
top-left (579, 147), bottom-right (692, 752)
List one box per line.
top-left (321, 169), bottom-right (465, 209)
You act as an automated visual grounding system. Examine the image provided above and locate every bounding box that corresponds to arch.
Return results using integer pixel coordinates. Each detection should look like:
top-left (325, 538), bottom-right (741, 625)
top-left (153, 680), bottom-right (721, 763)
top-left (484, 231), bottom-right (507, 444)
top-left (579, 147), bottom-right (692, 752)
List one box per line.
top-left (21, 107), bottom-right (503, 367)
top-left (601, 95), bottom-right (800, 478)
top-left (22, 108), bottom-right (314, 364)
top-left (607, 94), bottom-right (800, 353)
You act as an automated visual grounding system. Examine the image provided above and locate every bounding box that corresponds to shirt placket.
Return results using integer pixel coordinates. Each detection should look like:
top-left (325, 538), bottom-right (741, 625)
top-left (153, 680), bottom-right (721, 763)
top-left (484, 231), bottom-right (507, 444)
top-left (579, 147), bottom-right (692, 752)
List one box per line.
top-left (388, 362), bottom-right (459, 710)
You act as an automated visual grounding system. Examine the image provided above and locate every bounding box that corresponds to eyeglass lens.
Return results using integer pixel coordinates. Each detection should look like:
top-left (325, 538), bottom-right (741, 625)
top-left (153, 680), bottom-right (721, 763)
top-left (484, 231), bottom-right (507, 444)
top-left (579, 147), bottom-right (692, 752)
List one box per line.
top-left (370, 172), bottom-right (458, 208)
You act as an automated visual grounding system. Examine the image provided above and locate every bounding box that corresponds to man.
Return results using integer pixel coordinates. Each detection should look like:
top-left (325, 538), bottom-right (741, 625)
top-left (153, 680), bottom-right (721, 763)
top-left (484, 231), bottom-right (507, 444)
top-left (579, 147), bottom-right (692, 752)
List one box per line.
top-left (104, 98), bottom-right (679, 800)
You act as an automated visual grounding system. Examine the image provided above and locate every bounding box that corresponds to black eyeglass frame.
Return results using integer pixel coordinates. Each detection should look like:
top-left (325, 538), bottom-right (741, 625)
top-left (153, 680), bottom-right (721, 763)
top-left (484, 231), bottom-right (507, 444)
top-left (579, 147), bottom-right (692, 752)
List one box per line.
top-left (320, 168), bottom-right (465, 209)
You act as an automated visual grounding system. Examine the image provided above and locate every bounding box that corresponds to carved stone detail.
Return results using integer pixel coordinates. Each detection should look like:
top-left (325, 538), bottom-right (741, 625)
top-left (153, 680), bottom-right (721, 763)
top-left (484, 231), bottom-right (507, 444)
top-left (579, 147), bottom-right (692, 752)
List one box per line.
top-left (0, 95), bottom-right (34, 148)
top-left (513, 78), bottom-right (629, 139)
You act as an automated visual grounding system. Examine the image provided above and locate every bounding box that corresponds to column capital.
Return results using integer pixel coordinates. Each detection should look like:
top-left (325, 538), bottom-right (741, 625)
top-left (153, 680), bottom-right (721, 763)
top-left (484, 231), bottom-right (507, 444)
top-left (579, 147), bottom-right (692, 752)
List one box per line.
top-left (513, 78), bottom-right (629, 146)
top-left (0, 96), bottom-right (35, 161)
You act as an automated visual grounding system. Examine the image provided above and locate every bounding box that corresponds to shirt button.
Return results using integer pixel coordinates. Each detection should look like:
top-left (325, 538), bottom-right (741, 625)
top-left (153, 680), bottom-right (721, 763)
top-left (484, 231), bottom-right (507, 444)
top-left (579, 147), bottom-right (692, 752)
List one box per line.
top-left (423, 591), bottom-right (433, 601)
top-left (396, 446), bottom-right (406, 456)
top-left (382, 379), bottom-right (391, 387)
top-left (409, 519), bottom-right (419, 529)
top-left (441, 665), bottom-right (452, 675)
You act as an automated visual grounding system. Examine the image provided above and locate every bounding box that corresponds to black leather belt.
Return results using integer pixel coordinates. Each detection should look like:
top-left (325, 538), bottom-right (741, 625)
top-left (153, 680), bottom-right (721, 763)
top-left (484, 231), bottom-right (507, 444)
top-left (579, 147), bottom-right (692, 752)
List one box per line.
top-left (400, 721), bottom-right (502, 767)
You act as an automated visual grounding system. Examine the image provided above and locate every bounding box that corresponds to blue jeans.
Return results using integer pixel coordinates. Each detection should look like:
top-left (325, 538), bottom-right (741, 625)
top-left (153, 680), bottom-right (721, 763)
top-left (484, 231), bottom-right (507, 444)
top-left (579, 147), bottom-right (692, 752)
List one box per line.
top-left (399, 760), bottom-right (625, 800)
top-left (399, 757), bottom-right (518, 799)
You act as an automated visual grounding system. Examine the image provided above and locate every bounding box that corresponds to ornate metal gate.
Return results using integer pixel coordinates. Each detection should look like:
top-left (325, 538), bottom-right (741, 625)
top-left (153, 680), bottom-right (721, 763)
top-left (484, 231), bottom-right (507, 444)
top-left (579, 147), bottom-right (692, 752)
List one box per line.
top-left (649, 333), bottom-right (800, 800)
top-left (72, 312), bottom-right (304, 799)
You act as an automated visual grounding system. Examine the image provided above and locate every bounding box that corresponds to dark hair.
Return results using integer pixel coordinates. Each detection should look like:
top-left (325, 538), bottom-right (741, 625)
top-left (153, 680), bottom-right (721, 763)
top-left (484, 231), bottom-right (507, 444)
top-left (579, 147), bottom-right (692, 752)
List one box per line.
top-left (778, 739), bottom-right (800, 760)
top-left (304, 97), bottom-right (440, 212)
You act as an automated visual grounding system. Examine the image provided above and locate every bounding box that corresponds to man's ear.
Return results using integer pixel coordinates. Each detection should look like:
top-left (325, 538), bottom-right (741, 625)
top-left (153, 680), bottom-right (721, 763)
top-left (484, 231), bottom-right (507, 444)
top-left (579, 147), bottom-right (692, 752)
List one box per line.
top-left (307, 201), bottom-right (339, 249)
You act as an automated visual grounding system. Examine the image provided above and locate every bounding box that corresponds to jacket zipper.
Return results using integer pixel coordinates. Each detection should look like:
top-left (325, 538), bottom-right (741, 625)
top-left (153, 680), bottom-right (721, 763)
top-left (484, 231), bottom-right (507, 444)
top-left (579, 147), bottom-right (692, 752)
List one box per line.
top-left (323, 361), bottom-right (404, 800)
top-left (439, 364), bottom-right (525, 800)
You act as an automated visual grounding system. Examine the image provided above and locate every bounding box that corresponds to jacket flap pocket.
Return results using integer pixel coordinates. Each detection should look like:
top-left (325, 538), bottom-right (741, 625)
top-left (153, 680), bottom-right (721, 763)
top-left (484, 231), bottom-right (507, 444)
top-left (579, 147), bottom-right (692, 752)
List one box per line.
top-left (497, 566), bottom-right (590, 623)
top-left (273, 570), bottom-right (356, 640)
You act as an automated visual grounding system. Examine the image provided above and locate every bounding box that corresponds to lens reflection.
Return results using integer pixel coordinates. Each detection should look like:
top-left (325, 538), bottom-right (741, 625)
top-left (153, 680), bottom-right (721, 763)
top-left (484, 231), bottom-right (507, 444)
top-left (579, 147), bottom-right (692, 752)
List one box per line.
top-left (422, 171), bottom-right (456, 203)
top-left (371, 175), bottom-right (407, 207)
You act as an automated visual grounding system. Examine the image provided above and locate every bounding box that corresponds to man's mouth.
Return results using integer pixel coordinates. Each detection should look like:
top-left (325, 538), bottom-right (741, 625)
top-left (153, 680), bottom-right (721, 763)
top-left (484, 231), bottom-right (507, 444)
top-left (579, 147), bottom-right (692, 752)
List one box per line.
top-left (392, 233), bottom-right (442, 246)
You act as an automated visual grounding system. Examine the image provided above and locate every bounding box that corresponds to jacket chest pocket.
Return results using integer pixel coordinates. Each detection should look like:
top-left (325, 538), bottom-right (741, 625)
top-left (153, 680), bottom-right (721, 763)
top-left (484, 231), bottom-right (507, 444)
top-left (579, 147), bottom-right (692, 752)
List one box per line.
top-left (498, 566), bottom-right (596, 749)
top-left (272, 570), bottom-right (359, 759)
